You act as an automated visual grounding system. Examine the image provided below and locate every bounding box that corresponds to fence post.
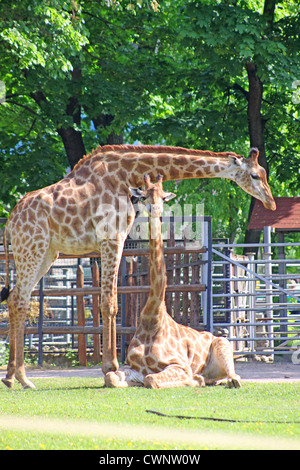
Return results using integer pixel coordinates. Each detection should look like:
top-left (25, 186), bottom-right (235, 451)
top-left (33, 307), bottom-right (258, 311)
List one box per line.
top-left (92, 261), bottom-right (101, 364)
top-left (121, 257), bottom-right (127, 363)
top-left (278, 232), bottom-right (288, 335)
top-left (206, 216), bottom-right (213, 333)
top-left (182, 236), bottom-right (189, 325)
top-left (166, 217), bottom-right (175, 315)
top-left (263, 226), bottom-right (274, 358)
top-left (224, 244), bottom-right (231, 323)
top-left (38, 277), bottom-right (44, 366)
top-left (190, 251), bottom-right (200, 328)
top-left (201, 221), bottom-right (208, 328)
top-left (247, 253), bottom-right (256, 354)
top-left (77, 264), bottom-right (87, 366)
top-left (174, 252), bottom-right (181, 323)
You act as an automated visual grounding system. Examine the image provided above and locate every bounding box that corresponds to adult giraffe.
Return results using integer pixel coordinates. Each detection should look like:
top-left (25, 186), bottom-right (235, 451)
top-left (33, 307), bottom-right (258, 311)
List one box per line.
top-left (0, 145), bottom-right (275, 388)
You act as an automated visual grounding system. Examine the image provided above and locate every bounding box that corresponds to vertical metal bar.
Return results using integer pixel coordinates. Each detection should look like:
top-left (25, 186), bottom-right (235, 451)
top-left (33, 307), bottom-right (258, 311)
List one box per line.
top-left (201, 221), bottom-right (208, 327)
top-left (38, 277), bottom-right (44, 366)
top-left (206, 216), bottom-right (213, 333)
top-left (71, 282), bottom-right (75, 349)
top-left (121, 256), bottom-right (127, 363)
top-left (92, 261), bottom-right (101, 364)
top-left (247, 254), bottom-right (256, 354)
top-left (77, 264), bottom-right (87, 367)
top-left (224, 243), bottom-right (231, 323)
top-left (166, 216), bottom-right (175, 315)
top-left (278, 232), bottom-right (287, 335)
top-left (263, 226), bottom-right (274, 358)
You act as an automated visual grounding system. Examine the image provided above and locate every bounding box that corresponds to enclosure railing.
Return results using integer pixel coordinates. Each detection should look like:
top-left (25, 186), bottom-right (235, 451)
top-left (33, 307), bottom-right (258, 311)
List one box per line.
top-left (212, 237), bottom-right (300, 360)
top-left (0, 216), bottom-right (213, 365)
top-left (1, 218), bottom-right (299, 363)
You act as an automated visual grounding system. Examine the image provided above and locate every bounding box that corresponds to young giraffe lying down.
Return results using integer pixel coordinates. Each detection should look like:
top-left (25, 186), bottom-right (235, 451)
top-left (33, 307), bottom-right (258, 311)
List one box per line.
top-left (105, 175), bottom-right (241, 389)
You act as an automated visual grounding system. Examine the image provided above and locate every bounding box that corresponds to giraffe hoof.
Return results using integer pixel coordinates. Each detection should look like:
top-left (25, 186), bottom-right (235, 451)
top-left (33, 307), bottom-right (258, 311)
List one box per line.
top-left (105, 372), bottom-right (120, 388)
top-left (227, 376), bottom-right (241, 389)
top-left (193, 374), bottom-right (206, 387)
top-left (2, 378), bottom-right (14, 389)
top-left (22, 381), bottom-right (36, 390)
top-left (144, 375), bottom-right (159, 389)
top-left (15, 374), bottom-right (36, 389)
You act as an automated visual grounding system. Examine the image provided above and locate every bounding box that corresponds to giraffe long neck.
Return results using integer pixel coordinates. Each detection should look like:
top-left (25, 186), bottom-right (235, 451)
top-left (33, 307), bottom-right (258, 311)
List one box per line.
top-left (141, 216), bottom-right (167, 322)
top-left (77, 146), bottom-right (240, 189)
top-left (119, 153), bottom-right (237, 187)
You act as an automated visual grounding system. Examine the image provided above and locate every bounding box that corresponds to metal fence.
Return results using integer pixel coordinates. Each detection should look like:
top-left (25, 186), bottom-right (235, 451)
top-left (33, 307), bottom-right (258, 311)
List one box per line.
top-left (1, 218), bottom-right (300, 363)
top-left (212, 230), bottom-right (300, 360)
top-left (0, 216), bottom-right (213, 365)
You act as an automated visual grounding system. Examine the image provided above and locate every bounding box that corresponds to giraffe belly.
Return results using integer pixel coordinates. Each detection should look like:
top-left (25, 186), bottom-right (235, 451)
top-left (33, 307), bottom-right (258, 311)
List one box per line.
top-left (51, 236), bottom-right (98, 255)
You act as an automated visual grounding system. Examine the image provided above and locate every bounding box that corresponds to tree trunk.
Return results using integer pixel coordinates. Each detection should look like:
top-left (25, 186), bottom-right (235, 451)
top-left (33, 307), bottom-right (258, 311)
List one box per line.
top-left (246, 62), bottom-right (268, 171)
top-left (57, 66), bottom-right (86, 169)
top-left (31, 67), bottom-right (87, 170)
top-left (243, 62), bottom-right (267, 252)
top-left (57, 127), bottom-right (86, 169)
top-left (93, 114), bottom-right (124, 145)
top-left (243, 0), bottom-right (277, 251)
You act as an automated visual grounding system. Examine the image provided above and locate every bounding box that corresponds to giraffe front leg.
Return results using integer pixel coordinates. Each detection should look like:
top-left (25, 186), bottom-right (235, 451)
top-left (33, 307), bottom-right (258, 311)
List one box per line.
top-left (105, 371), bottom-right (124, 388)
top-left (105, 368), bottom-right (145, 388)
top-left (100, 238), bottom-right (125, 374)
top-left (144, 366), bottom-right (196, 389)
top-left (101, 306), bottom-right (119, 374)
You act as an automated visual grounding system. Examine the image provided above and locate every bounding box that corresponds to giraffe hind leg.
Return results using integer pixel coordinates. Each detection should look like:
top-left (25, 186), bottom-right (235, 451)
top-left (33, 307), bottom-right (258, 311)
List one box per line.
top-left (1, 316), bottom-right (16, 389)
top-left (203, 337), bottom-right (241, 388)
top-left (2, 247), bottom-right (58, 389)
top-left (144, 366), bottom-right (196, 389)
top-left (2, 285), bottom-right (35, 389)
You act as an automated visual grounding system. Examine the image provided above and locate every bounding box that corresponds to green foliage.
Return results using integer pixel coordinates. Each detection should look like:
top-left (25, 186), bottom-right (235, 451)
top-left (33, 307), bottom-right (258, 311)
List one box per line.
top-left (164, 178), bottom-right (251, 242)
top-left (131, 0), bottom-right (300, 239)
top-left (0, 0), bottom-right (299, 239)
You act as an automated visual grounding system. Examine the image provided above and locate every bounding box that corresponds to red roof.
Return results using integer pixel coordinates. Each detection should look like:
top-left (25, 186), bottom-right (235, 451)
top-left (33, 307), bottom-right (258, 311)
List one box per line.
top-left (248, 197), bottom-right (300, 231)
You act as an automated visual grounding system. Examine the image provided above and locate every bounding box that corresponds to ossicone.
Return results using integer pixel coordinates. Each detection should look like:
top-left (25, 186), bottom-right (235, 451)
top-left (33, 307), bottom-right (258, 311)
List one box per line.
top-left (249, 147), bottom-right (259, 161)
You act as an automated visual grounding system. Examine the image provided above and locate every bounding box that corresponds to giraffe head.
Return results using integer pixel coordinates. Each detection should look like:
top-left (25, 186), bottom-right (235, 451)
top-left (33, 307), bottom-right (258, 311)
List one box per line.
top-left (229, 148), bottom-right (276, 211)
top-left (129, 174), bottom-right (176, 218)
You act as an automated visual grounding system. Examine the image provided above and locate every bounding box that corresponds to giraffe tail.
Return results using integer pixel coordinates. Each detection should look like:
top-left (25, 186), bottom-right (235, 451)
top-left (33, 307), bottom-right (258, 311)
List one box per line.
top-left (0, 225), bottom-right (10, 302)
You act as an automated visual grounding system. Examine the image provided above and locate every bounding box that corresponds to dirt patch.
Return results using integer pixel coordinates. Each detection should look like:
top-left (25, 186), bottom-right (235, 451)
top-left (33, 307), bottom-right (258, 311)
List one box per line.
top-left (235, 362), bottom-right (300, 383)
top-left (1, 362), bottom-right (299, 383)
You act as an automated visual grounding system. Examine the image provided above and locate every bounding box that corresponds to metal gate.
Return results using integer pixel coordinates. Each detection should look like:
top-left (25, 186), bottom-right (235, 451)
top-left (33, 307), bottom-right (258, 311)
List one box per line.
top-left (1, 218), bottom-right (300, 363)
top-left (211, 231), bottom-right (300, 360)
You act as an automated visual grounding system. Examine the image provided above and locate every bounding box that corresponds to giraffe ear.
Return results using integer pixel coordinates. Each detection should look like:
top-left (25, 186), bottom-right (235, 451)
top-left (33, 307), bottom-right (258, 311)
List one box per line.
top-left (163, 192), bottom-right (176, 202)
top-left (228, 155), bottom-right (243, 167)
top-left (129, 187), bottom-right (143, 198)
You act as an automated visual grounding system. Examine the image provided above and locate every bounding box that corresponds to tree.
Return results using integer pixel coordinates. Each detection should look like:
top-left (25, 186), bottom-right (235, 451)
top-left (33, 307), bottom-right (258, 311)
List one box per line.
top-left (0, 0), bottom-right (167, 213)
top-left (131, 0), bottom-right (299, 241)
top-left (1, 0), bottom-right (299, 243)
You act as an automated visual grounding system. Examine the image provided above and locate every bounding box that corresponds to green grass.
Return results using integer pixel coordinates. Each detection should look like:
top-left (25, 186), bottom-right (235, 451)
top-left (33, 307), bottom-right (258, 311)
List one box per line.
top-left (0, 377), bottom-right (299, 450)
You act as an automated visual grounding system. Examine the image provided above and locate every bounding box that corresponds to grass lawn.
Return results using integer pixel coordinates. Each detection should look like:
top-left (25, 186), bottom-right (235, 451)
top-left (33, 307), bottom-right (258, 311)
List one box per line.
top-left (0, 377), bottom-right (299, 450)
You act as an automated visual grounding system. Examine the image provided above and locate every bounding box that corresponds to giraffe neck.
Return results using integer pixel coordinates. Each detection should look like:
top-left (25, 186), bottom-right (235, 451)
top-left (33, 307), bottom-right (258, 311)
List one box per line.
top-left (120, 153), bottom-right (237, 187)
top-left (81, 146), bottom-right (240, 188)
top-left (142, 216), bottom-right (167, 322)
